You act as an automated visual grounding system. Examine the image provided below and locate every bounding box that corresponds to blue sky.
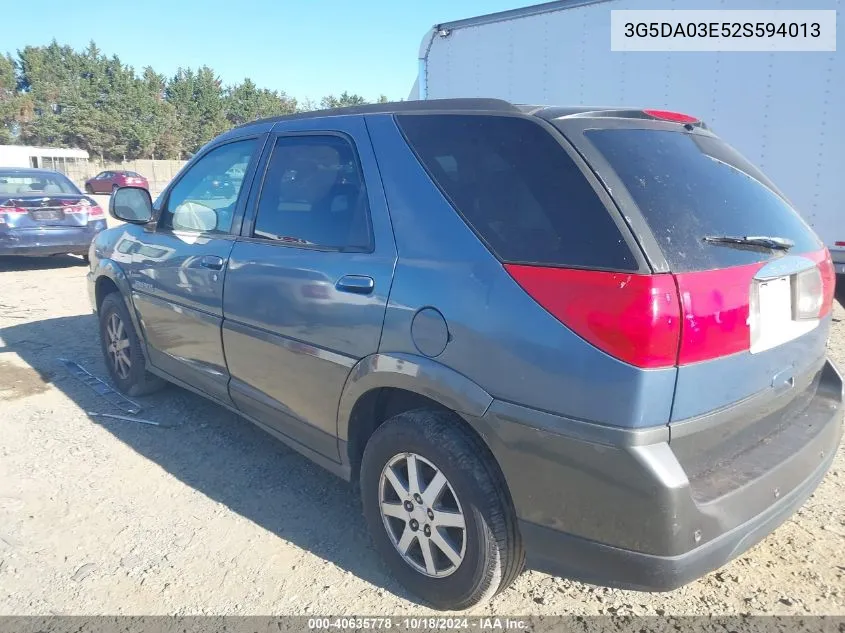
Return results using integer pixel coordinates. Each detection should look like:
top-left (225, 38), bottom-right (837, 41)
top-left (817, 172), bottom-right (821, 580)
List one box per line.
top-left (3, 0), bottom-right (535, 103)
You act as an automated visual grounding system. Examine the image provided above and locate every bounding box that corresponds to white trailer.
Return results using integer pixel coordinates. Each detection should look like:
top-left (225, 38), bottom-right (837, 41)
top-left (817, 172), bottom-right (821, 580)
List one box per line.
top-left (0, 145), bottom-right (89, 170)
top-left (413, 0), bottom-right (845, 272)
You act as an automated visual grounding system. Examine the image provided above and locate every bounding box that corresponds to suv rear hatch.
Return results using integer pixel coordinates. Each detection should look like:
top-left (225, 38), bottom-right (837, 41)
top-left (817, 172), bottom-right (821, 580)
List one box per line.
top-left (552, 111), bottom-right (836, 502)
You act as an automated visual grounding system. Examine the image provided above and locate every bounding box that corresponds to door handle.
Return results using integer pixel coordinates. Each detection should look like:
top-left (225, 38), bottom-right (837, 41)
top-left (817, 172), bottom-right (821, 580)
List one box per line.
top-left (200, 255), bottom-right (225, 271)
top-left (336, 275), bottom-right (374, 295)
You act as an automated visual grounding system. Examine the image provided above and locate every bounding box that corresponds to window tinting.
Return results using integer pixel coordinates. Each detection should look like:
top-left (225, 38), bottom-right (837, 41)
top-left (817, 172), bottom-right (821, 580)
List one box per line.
top-left (584, 129), bottom-right (821, 272)
top-left (160, 139), bottom-right (257, 234)
top-left (396, 114), bottom-right (636, 270)
top-left (253, 135), bottom-right (372, 251)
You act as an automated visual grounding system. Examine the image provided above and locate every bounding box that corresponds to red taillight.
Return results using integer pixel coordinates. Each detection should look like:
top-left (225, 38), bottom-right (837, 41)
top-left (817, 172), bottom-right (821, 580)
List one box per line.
top-left (834, 241), bottom-right (845, 247)
top-left (0, 206), bottom-right (27, 222)
top-left (643, 109), bottom-right (699, 124)
top-left (504, 264), bottom-right (681, 368)
top-left (506, 248), bottom-right (831, 370)
top-left (674, 263), bottom-right (762, 364)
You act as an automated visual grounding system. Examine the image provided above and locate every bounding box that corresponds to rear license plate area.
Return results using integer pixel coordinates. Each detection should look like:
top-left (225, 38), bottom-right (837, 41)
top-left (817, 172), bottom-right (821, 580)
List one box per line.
top-left (751, 275), bottom-right (818, 354)
top-left (30, 209), bottom-right (63, 221)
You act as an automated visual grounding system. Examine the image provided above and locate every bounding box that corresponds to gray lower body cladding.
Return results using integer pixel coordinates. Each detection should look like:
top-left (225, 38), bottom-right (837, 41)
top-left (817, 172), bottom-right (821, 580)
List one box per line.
top-left (519, 447), bottom-right (833, 591)
top-left (470, 358), bottom-right (843, 590)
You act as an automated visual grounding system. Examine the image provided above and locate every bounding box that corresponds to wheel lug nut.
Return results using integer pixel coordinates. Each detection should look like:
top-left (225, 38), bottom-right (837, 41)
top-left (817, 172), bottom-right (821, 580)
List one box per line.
top-left (413, 493), bottom-right (423, 504)
top-left (423, 525), bottom-right (431, 537)
top-left (403, 500), bottom-right (414, 512)
top-left (427, 509), bottom-right (435, 520)
top-left (410, 519), bottom-right (419, 531)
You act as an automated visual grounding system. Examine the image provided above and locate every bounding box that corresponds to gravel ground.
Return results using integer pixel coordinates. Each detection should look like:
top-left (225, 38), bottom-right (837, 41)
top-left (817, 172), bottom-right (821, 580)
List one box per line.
top-left (0, 250), bottom-right (843, 617)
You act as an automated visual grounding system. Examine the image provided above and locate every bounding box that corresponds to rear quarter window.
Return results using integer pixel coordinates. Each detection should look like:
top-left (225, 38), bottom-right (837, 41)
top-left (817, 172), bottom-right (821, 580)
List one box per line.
top-left (396, 114), bottom-right (637, 271)
top-left (583, 128), bottom-right (821, 272)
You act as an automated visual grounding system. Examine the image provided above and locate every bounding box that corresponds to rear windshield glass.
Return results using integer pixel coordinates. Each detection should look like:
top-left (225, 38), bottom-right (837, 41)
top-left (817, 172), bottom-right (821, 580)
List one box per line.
top-left (397, 114), bottom-right (637, 271)
top-left (583, 129), bottom-right (820, 272)
top-left (0, 171), bottom-right (79, 196)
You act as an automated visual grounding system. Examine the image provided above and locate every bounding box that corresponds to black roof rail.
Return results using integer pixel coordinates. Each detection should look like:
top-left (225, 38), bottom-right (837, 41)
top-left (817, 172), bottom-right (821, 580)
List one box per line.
top-left (235, 98), bottom-right (520, 130)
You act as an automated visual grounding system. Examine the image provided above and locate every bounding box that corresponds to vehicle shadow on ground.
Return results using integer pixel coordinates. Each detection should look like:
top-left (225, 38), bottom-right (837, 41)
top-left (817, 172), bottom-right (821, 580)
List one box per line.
top-left (1, 313), bottom-right (415, 604)
top-left (0, 255), bottom-right (88, 271)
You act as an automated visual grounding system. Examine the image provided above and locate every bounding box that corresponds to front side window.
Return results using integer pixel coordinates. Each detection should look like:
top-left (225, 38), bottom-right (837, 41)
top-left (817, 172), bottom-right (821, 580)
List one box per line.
top-left (160, 139), bottom-right (257, 234)
top-left (253, 135), bottom-right (372, 251)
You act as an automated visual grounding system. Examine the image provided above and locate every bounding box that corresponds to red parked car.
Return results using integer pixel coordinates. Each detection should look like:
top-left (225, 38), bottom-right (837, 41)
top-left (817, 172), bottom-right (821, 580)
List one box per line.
top-left (84, 170), bottom-right (149, 194)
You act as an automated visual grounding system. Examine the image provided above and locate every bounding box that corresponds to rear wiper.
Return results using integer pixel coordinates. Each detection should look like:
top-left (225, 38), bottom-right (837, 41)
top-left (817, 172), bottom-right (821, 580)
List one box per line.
top-left (703, 235), bottom-right (794, 251)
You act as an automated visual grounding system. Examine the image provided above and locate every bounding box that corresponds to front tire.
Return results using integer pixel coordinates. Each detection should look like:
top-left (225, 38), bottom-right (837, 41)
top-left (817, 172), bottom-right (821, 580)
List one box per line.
top-left (360, 409), bottom-right (524, 610)
top-left (84, 184), bottom-right (94, 194)
top-left (98, 293), bottom-right (165, 396)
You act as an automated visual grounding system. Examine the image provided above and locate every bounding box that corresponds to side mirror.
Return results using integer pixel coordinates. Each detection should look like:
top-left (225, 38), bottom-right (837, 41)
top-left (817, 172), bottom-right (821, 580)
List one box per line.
top-left (171, 201), bottom-right (219, 232)
top-left (110, 186), bottom-right (153, 224)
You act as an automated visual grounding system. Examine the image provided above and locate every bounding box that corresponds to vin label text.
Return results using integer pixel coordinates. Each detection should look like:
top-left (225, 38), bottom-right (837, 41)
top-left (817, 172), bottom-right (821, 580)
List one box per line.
top-left (611, 10), bottom-right (836, 51)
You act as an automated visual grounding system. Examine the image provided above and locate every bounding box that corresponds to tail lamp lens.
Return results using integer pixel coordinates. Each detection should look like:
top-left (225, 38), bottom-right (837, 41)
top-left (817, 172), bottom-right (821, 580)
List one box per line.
top-left (505, 247), bottom-right (831, 370)
top-left (0, 207), bottom-right (27, 222)
top-left (673, 263), bottom-right (762, 364)
top-left (805, 248), bottom-right (835, 318)
top-left (504, 264), bottom-right (681, 368)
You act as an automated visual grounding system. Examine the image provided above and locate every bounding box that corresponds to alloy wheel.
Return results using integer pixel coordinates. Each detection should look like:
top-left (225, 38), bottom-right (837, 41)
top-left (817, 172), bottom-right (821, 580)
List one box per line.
top-left (378, 452), bottom-right (467, 578)
top-left (105, 312), bottom-right (131, 379)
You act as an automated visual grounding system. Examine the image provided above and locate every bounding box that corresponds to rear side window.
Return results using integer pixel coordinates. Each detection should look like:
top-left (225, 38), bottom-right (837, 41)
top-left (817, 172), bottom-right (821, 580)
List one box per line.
top-left (253, 135), bottom-right (372, 251)
top-left (584, 129), bottom-right (821, 272)
top-left (397, 114), bottom-right (637, 271)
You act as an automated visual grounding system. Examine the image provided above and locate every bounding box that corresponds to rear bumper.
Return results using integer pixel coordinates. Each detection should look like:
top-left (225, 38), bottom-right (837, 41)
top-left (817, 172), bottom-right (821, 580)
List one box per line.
top-left (519, 441), bottom-right (835, 591)
top-left (0, 225), bottom-right (104, 256)
top-left (471, 358), bottom-right (843, 591)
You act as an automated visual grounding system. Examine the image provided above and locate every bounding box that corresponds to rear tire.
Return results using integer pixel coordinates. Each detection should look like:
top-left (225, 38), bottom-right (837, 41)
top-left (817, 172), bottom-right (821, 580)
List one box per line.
top-left (98, 293), bottom-right (165, 396)
top-left (360, 409), bottom-right (524, 610)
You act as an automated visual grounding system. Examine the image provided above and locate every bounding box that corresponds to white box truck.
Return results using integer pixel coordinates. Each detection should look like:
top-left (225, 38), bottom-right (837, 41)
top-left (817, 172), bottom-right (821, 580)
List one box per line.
top-left (412, 0), bottom-right (844, 272)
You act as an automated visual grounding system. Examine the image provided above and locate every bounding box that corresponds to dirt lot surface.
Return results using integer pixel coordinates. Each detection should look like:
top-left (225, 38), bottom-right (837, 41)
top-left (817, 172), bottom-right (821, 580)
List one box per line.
top-left (0, 249), bottom-right (843, 617)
